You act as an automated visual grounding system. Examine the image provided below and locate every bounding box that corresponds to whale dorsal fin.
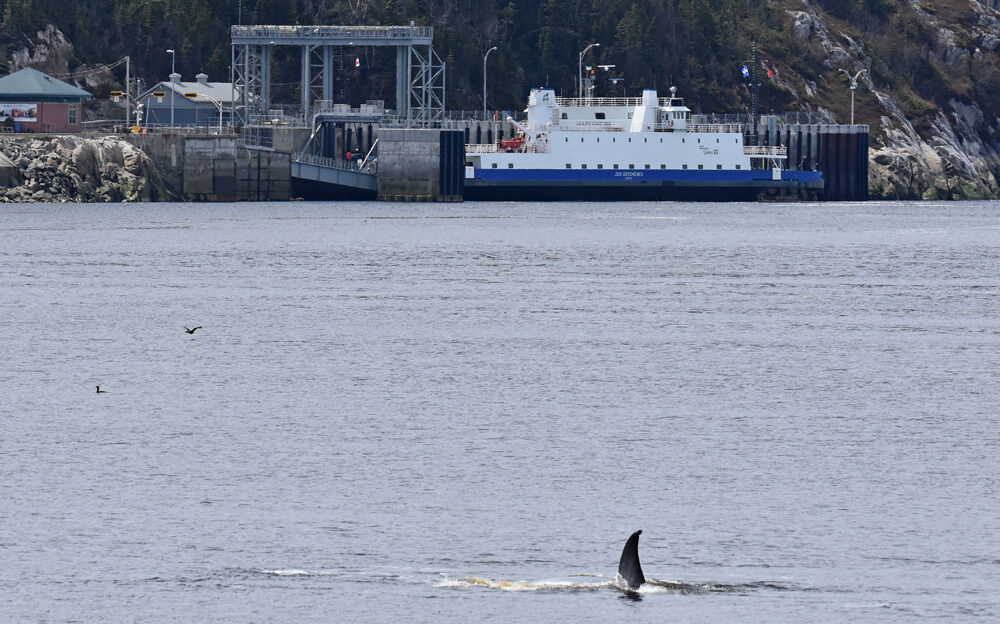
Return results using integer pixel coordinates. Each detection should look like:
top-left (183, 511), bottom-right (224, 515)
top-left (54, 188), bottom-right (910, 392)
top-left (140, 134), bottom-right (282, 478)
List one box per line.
top-left (618, 530), bottom-right (645, 590)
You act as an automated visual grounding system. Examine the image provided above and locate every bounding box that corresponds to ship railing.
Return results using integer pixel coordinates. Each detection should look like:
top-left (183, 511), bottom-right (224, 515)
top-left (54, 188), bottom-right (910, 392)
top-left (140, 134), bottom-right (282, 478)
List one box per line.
top-left (688, 123), bottom-right (745, 133)
top-left (744, 145), bottom-right (787, 157)
top-left (559, 121), bottom-right (627, 131)
top-left (554, 96), bottom-right (680, 107)
top-left (465, 143), bottom-right (550, 154)
top-left (556, 96), bottom-right (642, 107)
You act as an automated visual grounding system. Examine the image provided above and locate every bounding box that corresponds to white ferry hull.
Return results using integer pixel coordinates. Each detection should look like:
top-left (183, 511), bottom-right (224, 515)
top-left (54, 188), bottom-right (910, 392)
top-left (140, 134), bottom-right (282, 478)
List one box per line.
top-left (463, 87), bottom-right (824, 202)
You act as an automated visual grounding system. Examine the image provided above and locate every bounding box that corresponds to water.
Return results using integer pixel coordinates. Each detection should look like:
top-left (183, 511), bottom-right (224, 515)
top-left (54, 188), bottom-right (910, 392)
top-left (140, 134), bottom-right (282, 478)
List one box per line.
top-left (1, 201), bottom-right (998, 622)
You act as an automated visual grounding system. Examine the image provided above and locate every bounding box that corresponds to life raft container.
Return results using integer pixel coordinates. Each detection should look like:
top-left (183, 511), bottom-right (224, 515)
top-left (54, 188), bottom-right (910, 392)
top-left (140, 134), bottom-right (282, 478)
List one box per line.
top-left (499, 136), bottom-right (525, 152)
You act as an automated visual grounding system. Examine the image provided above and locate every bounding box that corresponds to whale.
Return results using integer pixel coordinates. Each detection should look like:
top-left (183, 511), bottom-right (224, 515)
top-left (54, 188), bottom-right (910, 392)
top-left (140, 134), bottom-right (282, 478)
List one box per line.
top-left (617, 530), bottom-right (646, 590)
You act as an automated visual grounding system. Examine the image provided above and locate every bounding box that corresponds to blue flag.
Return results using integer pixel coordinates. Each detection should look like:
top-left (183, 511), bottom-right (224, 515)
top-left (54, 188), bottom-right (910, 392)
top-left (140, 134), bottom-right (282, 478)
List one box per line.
top-left (741, 65), bottom-right (749, 78)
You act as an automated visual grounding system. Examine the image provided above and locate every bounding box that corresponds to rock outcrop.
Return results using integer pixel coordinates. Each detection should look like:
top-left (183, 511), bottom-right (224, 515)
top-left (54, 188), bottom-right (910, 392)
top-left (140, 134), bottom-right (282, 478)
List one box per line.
top-left (785, 0), bottom-right (1000, 199)
top-left (0, 135), bottom-right (173, 203)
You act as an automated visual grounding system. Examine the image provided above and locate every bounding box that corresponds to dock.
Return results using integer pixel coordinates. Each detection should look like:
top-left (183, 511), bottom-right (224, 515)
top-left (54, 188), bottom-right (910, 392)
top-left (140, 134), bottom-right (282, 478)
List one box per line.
top-left (117, 22), bottom-right (868, 202)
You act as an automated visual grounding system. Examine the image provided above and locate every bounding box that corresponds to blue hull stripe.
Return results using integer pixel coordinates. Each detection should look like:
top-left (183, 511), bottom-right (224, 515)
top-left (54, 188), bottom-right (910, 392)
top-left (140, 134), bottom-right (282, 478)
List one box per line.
top-left (473, 168), bottom-right (822, 183)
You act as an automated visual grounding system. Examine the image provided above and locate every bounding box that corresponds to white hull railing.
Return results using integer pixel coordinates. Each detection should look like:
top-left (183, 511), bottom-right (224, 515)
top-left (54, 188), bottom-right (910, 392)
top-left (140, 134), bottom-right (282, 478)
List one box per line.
top-left (744, 145), bottom-right (787, 157)
top-left (465, 142), bottom-right (550, 154)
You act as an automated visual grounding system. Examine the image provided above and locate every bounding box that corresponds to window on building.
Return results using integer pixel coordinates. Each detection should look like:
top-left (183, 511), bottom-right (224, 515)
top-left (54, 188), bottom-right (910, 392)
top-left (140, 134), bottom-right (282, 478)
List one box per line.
top-left (69, 104), bottom-right (78, 124)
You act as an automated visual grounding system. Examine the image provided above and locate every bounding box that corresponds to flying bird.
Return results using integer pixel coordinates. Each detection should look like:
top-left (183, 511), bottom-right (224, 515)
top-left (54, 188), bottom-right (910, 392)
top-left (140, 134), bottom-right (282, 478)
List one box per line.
top-left (184, 326), bottom-right (203, 334)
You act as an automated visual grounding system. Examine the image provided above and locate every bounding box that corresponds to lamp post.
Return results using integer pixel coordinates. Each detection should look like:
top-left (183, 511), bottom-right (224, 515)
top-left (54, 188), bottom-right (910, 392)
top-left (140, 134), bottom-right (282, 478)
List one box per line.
top-left (838, 68), bottom-right (865, 125)
top-left (578, 42), bottom-right (599, 99)
top-left (483, 46), bottom-right (497, 120)
top-left (184, 92), bottom-right (224, 134)
top-left (166, 48), bottom-right (176, 128)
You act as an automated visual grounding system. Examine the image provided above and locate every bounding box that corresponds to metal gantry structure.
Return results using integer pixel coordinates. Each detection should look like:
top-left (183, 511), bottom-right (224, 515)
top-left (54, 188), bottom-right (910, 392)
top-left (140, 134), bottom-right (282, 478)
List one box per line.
top-left (230, 24), bottom-right (445, 127)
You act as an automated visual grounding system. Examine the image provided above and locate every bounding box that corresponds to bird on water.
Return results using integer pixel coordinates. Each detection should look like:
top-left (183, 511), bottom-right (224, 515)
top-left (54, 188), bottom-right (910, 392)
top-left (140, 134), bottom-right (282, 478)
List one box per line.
top-left (96, 386), bottom-right (107, 393)
top-left (184, 326), bottom-right (203, 334)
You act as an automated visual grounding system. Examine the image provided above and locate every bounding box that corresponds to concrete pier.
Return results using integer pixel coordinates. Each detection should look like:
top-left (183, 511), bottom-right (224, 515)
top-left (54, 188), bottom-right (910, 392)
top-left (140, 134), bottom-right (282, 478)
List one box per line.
top-left (376, 128), bottom-right (464, 201)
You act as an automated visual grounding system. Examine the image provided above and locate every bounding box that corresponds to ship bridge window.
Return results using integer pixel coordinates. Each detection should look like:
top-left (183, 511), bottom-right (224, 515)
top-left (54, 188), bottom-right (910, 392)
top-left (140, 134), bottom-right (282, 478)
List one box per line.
top-left (595, 112), bottom-right (605, 120)
top-left (562, 112), bottom-right (568, 119)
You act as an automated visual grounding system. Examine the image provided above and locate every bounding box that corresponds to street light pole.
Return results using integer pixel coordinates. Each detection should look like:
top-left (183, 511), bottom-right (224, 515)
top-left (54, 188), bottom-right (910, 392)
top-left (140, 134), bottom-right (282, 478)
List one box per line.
top-left (838, 68), bottom-right (865, 125)
top-left (185, 92), bottom-right (224, 134)
top-left (166, 48), bottom-right (176, 128)
top-left (483, 46), bottom-right (497, 120)
top-left (578, 43), bottom-right (599, 99)
top-left (124, 56), bottom-right (130, 131)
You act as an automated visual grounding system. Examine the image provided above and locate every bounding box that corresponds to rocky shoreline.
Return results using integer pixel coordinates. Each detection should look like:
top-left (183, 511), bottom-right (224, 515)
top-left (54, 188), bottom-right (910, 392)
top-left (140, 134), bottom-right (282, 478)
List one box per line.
top-left (0, 135), bottom-right (174, 203)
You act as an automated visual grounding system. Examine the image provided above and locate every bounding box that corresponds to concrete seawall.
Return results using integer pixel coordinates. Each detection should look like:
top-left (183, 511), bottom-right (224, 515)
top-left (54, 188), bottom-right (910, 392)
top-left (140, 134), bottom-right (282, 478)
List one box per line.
top-left (126, 134), bottom-right (296, 201)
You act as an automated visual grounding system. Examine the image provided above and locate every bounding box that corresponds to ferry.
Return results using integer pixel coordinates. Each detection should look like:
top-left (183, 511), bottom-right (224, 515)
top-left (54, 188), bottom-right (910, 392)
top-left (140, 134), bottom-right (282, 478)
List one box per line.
top-left (463, 87), bottom-right (823, 201)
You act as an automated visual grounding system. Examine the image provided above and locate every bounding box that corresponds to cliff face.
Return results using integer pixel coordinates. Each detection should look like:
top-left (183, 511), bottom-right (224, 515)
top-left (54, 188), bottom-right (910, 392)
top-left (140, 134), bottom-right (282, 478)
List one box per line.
top-left (781, 0), bottom-right (1000, 199)
top-left (0, 136), bottom-right (172, 203)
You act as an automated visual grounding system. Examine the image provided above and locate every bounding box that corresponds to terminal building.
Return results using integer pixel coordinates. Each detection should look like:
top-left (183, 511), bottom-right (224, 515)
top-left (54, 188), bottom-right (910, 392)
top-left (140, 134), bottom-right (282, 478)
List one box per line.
top-left (0, 67), bottom-right (92, 133)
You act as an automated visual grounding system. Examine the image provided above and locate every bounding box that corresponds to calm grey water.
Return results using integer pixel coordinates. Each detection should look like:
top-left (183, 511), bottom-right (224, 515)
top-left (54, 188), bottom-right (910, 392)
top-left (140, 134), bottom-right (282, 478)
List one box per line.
top-left (2, 200), bottom-right (999, 622)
